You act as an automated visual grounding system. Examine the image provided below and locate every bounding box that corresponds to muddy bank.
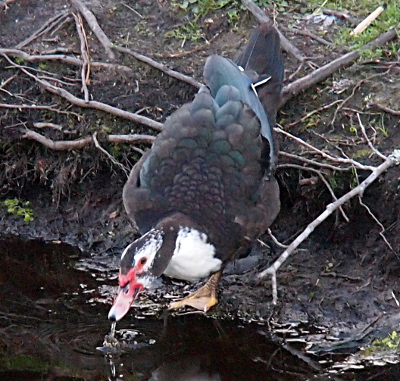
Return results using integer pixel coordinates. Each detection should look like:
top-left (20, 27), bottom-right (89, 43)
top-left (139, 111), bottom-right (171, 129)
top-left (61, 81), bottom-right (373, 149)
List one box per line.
top-left (1, 0), bottom-right (399, 367)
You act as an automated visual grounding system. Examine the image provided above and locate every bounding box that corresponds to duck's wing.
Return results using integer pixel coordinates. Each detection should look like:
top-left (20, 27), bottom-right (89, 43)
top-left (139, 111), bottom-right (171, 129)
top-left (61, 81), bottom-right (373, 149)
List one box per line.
top-left (122, 150), bottom-right (153, 234)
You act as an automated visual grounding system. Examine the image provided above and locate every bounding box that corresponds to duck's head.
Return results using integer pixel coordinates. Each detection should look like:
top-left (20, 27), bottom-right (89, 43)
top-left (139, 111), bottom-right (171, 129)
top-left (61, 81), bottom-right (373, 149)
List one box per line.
top-left (108, 213), bottom-right (220, 321)
top-left (108, 229), bottom-right (164, 322)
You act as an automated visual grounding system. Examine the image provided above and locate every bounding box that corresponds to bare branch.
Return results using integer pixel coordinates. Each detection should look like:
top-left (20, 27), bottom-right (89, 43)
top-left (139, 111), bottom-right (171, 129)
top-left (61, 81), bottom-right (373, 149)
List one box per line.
top-left (0, 103), bottom-right (81, 118)
top-left (372, 103), bottom-right (400, 116)
top-left (281, 26), bottom-right (332, 46)
top-left (258, 150), bottom-right (400, 304)
top-left (22, 129), bottom-right (92, 150)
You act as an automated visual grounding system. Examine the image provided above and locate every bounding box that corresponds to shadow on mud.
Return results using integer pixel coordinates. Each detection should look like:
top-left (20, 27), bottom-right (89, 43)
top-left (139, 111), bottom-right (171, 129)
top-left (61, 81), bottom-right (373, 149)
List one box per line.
top-left (0, 237), bottom-right (399, 380)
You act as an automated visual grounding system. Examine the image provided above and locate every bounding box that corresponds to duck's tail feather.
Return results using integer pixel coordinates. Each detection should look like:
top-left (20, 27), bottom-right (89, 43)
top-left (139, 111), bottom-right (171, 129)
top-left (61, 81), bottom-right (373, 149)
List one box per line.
top-left (235, 22), bottom-right (284, 130)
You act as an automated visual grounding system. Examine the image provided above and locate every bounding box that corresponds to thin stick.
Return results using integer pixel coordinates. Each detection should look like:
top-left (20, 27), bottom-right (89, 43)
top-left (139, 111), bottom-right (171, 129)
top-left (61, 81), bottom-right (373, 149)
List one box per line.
top-left (281, 26), bottom-right (332, 46)
top-left (92, 132), bottom-right (129, 176)
top-left (356, 113), bottom-right (386, 160)
top-left (21, 128), bottom-right (154, 150)
top-left (70, 0), bottom-right (116, 60)
top-left (372, 103), bottom-right (400, 116)
top-left (278, 151), bottom-right (349, 172)
top-left (167, 33), bottom-right (221, 58)
top-left (0, 48), bottom-right (133, 72)
top-left (287, 99), bottom-right (343, 127)
top-left (0, 103), bottom-right (81, 118)
top-left (113, 45), bottom-right (202, 89)
top-left (258, 150), bottom-right (400, 304)
top-left (15, 12), bottom-right (69, 49)
top-left (33, 122), bottom-right (63, 130)
top-left (73, 12), bottom-right (90, 101)
top-left (275, 127), bottom-right (376, 171)
top-left (358, 196), bottom-right (394, 252)
top-left (279, 163), bottom-right (349, 221)
top-left (351, 6), bottom-right (384, 36)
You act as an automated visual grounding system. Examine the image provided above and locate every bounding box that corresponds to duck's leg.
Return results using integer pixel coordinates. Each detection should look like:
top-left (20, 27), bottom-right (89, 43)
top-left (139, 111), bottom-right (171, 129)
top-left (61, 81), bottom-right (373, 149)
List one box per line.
top-left (169, 272), bottom-right (222, 312)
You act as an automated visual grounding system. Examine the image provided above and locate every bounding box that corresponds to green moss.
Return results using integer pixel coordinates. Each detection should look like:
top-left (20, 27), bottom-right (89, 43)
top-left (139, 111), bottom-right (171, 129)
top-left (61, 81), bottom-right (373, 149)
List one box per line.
top-left (352, 148), bottom-right (372, 159)
top-left (362, 331), bottom-right (400, 356)
top-left (3, 198), bottom-right (34, 222)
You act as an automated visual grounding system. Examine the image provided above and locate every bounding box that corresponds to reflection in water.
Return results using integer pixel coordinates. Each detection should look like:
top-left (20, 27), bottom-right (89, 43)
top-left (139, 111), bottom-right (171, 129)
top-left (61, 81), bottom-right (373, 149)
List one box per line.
top-left (1, 237), bottom-right (400, 381)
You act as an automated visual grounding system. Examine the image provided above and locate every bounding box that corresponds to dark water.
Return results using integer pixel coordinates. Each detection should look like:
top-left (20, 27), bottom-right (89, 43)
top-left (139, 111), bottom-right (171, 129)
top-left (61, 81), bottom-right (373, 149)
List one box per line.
top-left (0, 237), bottom-right (399, 381)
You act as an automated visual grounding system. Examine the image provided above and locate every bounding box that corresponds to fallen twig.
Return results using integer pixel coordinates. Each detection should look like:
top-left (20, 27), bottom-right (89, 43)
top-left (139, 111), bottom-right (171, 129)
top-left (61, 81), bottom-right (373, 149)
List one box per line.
top-left (372, 103), bottom-right (400, 116)
top-left (33, 122), bottom-right (63, 130)
top-left (259, 150), bottom-right (400, 304)
top-left (280, 26), bottom-right (399, 107)
top-left (113, 45), bottom-right (202, 89)
top-left (15, 11), bottom-right (70, 49)
top-left (167, 32), bottom-right (221, 58)
top-left (356, 113), bottom-right (386, 160)
top-left (92, 131), bottom-right (129, 176)
top-left (21, 128), bottom-right (155, 151)
top-left (0, 48), bottom-right (133, 72)
top-left (275, 127), bottom-right (376, 171)
top-left (351, 6), bottom-right (384, 36)
top-left (0, 103), bottom-right (81, 118)
top-left (322, 9), bottom-right (358, 26)
top-left (278, 151), bottom-right (349, 172)
top-left (279, 163), bottom-right (349, 222)
top-left (358, 195), bottom-right (394, 252)
top-left (287, 99), bottom-right (343, 127)
top-left (70, 0), bottom-right (116, 60)
top-left (73, 12), bottom-right (91, 101)
top-left (281, 26), bottom-right (332, 46)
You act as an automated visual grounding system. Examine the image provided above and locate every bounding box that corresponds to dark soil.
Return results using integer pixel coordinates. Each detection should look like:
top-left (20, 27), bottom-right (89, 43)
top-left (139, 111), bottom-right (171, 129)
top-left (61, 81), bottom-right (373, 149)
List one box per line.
top-left (1, 0), bottom-right (400, 369)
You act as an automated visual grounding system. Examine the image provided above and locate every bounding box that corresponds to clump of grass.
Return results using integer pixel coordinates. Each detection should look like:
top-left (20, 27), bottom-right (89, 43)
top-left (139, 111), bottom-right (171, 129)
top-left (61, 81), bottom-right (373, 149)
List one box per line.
top-left (310, 0), bottom-right (399, 55)
top-left (166, 0), bottom-right (272, 42)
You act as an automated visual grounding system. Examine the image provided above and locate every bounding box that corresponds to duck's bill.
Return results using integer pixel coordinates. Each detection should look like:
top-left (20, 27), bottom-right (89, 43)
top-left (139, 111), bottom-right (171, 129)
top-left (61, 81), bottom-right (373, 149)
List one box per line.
top-left (108, 284), bottom-right (141, 322)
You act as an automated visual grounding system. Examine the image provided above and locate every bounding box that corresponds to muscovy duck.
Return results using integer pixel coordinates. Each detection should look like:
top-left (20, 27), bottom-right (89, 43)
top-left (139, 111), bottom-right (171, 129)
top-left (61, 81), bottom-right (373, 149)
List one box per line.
top-left (108, 22), bottom-right (284, 322)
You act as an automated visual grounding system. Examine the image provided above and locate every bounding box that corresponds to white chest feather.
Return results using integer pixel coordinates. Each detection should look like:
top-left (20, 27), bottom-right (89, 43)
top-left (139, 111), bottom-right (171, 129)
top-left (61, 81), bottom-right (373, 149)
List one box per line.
top-left (163, 228), bottom-right (222, 282)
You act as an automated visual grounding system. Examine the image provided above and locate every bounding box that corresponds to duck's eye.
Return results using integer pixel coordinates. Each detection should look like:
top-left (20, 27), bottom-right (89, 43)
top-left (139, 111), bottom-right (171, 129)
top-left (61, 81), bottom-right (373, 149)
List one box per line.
top-left (140, 257), bottom-right (147, 265)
